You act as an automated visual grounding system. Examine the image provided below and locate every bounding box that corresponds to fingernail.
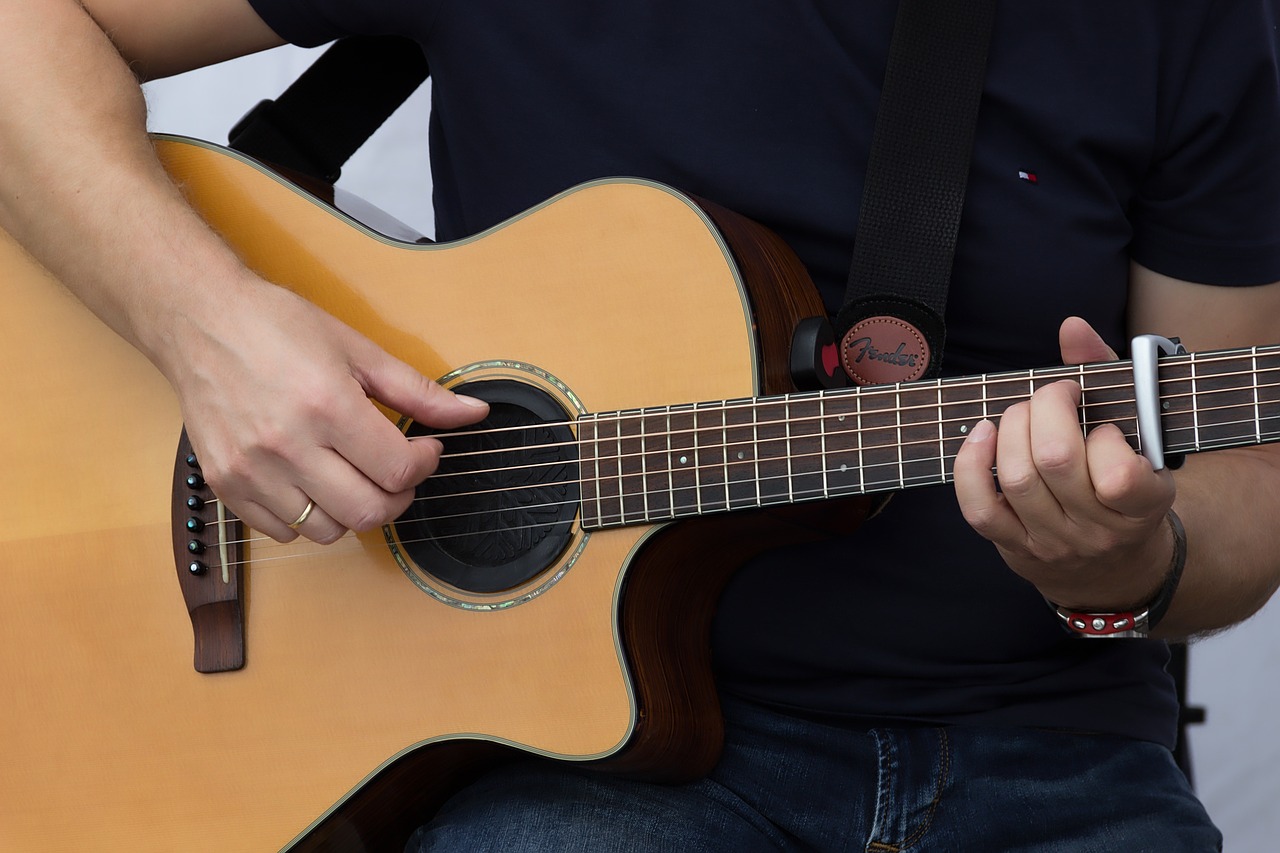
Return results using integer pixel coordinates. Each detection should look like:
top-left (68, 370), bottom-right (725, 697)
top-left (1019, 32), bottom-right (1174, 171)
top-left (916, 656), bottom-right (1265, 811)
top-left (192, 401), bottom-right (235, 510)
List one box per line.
top-left (966, 419), bottom-right (995, 442)
top-left (455, 394), bottom-right (488, 408)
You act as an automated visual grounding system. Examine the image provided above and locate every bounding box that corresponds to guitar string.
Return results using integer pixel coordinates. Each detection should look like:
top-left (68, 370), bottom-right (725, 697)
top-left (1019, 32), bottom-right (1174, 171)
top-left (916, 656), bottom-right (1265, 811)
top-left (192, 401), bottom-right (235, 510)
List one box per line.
top-left (183, 351), bottom-right (1280, 568)
top-left (411, 355), bottom-right (1277, 450)
top-left (184, 352), bottom-right (1279, 552)
top-left (341, 360), bottom-right (1280, 509)
top-left (202, 385), bottom-right (1280, 546)
top-left (204, 384), bottom-right (1274, 535)
top-left (206, 414), bottom-right (1280, 575)
top-left (238, 402), bottom-right (1280, 540)
top-left (408, 362), bottom-right (1280, 477)
top-left (413, 374), bottom-right (1280, 485)
top-left (397, 398), bottom-right (1280, 516)
top-left (185, 353), bottom-right (1280, 546)
top-left (205, 401), bottom-right (1280, 562)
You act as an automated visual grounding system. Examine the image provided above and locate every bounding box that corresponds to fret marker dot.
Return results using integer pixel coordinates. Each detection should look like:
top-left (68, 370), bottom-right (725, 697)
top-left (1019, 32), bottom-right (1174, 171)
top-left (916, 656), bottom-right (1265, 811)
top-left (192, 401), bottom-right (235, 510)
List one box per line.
top-left (679, 455), bottom-right (688, 465)
top-left (960, 425), bottom-right (969, 434)
top-left (737, 452), bottom-right (746, 460)
top-left (840, 464), bottom-right (848, 473)
top-left (838, 415), bottom-right (846, 422)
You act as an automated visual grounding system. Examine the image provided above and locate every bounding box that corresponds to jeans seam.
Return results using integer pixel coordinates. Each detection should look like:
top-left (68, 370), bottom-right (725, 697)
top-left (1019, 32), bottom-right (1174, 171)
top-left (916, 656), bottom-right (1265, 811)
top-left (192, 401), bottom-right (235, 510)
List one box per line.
top-left (865, 729), bottom-right (951, 853)
top-left (896, 729), bottom-right (950, 851)
top-left (865, 730), bottom-right (899, 853)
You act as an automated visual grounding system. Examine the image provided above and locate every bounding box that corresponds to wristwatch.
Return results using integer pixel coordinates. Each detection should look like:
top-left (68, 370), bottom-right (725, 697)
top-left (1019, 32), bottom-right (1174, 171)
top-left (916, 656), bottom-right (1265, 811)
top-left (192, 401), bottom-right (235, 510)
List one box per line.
top-left (1050, 510), bottom-right (1187, 639)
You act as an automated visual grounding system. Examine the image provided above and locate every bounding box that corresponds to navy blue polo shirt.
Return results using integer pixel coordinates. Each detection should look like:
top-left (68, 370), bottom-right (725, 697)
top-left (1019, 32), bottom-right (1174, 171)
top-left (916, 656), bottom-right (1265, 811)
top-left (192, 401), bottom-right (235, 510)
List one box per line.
top-left (248, 0), bottom-right (1280, 746)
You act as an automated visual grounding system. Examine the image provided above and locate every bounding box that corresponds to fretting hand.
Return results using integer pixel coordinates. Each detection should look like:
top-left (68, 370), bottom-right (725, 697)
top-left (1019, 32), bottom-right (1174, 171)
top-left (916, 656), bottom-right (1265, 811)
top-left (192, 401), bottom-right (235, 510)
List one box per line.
top-left (952, 317), bottom-right (1177, 611)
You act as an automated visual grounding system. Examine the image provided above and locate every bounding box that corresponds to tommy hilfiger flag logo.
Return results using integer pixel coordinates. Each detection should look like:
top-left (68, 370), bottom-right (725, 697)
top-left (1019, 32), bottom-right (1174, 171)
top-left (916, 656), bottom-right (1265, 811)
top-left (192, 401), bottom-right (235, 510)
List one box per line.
top-left (1018, 170), bottom-right (1038, 183)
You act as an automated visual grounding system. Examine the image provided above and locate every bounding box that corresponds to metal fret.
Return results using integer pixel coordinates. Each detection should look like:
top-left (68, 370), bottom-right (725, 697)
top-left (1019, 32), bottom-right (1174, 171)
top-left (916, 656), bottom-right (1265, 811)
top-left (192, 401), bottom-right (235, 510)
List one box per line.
top-left (615, 413), bottom-right (625, 523)
top-left (788, 393), bottom-right (825, 502)
top-left (821, 391), bottom-right (859, 495)
top-left (616, 410), bottom-right (647, 525)
top-left (752, 398), bottom-right (762, 507)
top-left (936, 381), bottom-right (945, 481)
top-left (724, 398), bottom-right (759, 511)
top-left (1077, 363), bottom-right (1088, 436)
top-left (785, 395), bottom-right (795, 504)
top-left (1190, 354), bottom-right (1202, 451)
top-left (1254, 349), bottom-right (1262, 445)
top-left (855, 388), bottom-right (865, 494)
top-left (691, 404), bottom-right (704, 515)
top-left (722, 402), bottom-right (731, 510)
top-left (694, 401), bottom-right (728, 515)
top-left (593, 412), bottom-right (623, 526)
top-left (667, 404), bottom-right (697, 518)
top-left (981, 373), bottom-right (989, 422)
top-left (755, 398), bottom-right (790, 506)
top-left (578, 413), bottom-right (600, 528)
top-left (820, 394), bottom-right (831, 499)
top-left (939, 374), bottom-right (985, 483)
top-left (664, 406), bottom-right (676, 516)
top-left (639, 409), bottom-right (650, 522)
top-left (895, 385), bottom-right (905, 489)
top-left (640, 406), bottom-right (672, 521)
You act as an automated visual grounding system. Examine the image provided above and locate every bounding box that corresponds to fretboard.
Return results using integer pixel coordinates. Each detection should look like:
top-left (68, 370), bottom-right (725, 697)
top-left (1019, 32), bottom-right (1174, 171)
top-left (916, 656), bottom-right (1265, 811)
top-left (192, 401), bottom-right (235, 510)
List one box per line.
top-left (577, 345), bottom-right (1280, 529)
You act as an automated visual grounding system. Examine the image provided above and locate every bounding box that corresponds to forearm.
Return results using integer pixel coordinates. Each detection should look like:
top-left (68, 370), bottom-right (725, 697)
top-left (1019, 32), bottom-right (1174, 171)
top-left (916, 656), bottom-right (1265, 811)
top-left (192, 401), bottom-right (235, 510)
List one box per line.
top-left (0, 1), bottom-right (266, 379)
top-left (1153, 444), bottom-right (1280, 639)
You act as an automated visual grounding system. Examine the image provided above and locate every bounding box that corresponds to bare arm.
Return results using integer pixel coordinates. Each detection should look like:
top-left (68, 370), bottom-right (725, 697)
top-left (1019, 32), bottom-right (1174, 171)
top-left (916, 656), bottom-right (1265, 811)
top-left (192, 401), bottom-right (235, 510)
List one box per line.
top-left (0, 0), bottom-right (280, 352)
top-left (0, 0), bottom-right (486, 543)
top-left (1126, 264), bottom-right (1280, 637)
top-left (953, 265), bottom-right (1280, 640)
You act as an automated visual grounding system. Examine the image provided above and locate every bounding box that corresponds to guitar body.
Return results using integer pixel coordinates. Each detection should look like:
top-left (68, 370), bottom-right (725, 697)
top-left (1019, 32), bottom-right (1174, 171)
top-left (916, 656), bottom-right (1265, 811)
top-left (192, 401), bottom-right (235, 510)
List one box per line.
top-left (0, 137), bottom-right (842, 851)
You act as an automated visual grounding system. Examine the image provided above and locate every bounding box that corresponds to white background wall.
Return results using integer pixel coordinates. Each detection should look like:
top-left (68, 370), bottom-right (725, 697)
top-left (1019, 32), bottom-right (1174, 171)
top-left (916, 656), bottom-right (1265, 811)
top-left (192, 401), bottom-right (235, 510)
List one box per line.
top-left (144, 47), bottom-right (1280, 852)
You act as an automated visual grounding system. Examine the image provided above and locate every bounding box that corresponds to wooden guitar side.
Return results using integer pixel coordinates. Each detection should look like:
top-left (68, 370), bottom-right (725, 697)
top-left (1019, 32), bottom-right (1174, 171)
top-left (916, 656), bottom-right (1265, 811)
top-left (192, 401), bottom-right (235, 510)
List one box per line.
top-left (0, 137), bottom-right (838, 851)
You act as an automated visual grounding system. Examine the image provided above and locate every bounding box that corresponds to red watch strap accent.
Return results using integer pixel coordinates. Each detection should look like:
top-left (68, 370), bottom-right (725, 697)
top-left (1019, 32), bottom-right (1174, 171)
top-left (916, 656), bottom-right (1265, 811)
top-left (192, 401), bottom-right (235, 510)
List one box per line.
top-left (1055, 608), bottom-right (1148, 637)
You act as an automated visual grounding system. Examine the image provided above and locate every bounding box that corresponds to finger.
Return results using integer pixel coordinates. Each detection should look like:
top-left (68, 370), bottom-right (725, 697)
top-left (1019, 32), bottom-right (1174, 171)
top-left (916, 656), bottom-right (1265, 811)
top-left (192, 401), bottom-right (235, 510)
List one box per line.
top-left (953, 419), bottom-right (1022, 543)
top-left (226, 496), bottom-right (302, 544)
top-left (228, 484), bottom-right (351, 545)
top-left (342, 352), bottom-right (490, 493)
top-left (326, 389), bottom-right (449, 495)
top-left (990, 399), bottom-right (1065, 524)
top-left (1026, 380), bottom-right (1101, 518)
top-left (1084, 423), bottom-right (1176, 518)
top-left (355, 348), bottom-right (490, 431)
top-left (1058, 316), bottom-right (1118, 365)
top-left (285, 438), bottom-right (426, 534)
top-left (277, 498), bottom-right (348, 545)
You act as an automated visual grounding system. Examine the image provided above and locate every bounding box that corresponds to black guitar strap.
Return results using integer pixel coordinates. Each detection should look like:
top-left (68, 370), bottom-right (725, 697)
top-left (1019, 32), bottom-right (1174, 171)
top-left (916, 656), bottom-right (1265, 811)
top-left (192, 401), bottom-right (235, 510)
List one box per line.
top-left (228, 35), bottom-right (428, 183)
top-left (831, 0), bottom-right (997, 387)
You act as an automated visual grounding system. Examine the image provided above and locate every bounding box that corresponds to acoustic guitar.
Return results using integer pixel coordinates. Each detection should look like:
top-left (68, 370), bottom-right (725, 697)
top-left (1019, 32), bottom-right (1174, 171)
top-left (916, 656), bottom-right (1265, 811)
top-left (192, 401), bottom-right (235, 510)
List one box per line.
top-left (2, 136), bottom-right (1276, 852)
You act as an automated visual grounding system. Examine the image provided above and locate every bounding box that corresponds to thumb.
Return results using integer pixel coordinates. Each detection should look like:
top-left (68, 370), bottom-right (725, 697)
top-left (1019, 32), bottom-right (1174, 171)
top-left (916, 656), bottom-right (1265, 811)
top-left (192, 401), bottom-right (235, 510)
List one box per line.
top-left (358, 351), bottom-right (489, 429)
top-left (1058, 316), bottom-right (1119, 366)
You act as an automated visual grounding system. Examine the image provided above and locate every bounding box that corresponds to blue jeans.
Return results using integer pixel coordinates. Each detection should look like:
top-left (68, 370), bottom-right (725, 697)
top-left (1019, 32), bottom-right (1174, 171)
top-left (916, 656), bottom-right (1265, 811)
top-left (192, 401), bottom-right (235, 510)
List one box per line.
top-left (406, 697), bottom-right (1220, 852)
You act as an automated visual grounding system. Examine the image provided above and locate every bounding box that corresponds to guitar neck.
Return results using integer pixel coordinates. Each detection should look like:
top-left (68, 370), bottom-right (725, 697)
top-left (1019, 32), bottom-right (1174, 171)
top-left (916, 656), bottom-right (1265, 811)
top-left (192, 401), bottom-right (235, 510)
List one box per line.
top-left (579, 345), bottom-right (1280, 529)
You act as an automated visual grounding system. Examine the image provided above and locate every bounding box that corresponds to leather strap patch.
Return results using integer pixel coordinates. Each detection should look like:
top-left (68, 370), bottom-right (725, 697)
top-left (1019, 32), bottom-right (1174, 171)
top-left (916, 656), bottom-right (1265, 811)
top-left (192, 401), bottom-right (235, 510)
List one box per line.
top-left (840, 316), bottom-right (932, 385)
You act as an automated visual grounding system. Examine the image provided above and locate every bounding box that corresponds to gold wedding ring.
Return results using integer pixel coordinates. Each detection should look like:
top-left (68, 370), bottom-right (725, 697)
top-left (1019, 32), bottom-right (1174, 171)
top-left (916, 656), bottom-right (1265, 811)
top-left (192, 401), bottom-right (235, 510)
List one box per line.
top-left (288, 499), bottom-right (315, 529)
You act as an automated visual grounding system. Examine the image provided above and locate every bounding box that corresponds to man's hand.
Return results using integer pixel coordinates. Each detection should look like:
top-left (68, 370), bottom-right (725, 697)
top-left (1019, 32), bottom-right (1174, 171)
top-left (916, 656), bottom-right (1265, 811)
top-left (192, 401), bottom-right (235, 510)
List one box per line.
top-left (168, 277), bottom-right (489, 545)
top-left (952, 317), bottom-right (1177, 610)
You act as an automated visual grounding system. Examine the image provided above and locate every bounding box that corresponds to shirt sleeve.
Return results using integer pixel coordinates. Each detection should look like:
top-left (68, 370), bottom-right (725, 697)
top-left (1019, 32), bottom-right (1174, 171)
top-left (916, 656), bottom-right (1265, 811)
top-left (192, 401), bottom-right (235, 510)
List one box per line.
top-left (246, 0), bottom-right (438, 48)
top-left (1129, 0), bottom-right (1280, 286)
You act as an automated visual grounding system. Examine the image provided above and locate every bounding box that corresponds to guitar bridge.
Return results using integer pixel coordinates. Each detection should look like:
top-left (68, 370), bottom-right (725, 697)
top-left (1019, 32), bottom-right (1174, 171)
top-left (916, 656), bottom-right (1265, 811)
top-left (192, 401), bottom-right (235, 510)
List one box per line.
top-left (170, 427), bottom-right (246, 673)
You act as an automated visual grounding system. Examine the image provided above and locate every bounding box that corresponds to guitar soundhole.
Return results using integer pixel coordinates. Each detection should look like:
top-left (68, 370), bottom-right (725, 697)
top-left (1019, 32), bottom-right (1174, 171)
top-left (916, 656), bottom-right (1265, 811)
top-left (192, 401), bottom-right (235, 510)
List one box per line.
top-left (391, 379), bottom-right (580, 594)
